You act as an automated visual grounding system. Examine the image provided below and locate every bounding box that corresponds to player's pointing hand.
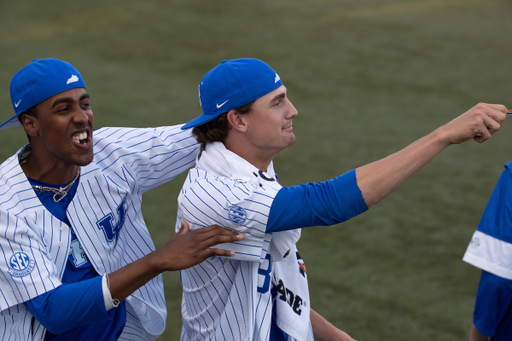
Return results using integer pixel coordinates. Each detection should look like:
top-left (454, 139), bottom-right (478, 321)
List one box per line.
top-left (435, 103), bottom-right (507, 145)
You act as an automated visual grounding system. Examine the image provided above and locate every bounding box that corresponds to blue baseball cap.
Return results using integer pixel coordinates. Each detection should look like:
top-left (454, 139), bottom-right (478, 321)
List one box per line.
top-left (182, 58), bottom-right (283, 130)
top-left (1, 58), bottom-right (86, 130)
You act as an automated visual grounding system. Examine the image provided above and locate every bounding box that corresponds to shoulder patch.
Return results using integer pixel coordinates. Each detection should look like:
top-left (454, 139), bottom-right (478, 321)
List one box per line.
top-left (229, 206), bottom-right (248, 225)
top-left (8, 252), bottom-right (35, 277)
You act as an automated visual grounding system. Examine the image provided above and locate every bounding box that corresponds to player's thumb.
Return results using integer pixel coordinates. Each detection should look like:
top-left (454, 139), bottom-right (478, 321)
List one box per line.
top-left (178, 220), bottom-right (190, 234)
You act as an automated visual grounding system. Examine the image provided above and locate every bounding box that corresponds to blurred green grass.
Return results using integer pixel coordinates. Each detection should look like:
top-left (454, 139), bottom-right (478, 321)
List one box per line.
top-left (1, 0), bottom-right (512, 339)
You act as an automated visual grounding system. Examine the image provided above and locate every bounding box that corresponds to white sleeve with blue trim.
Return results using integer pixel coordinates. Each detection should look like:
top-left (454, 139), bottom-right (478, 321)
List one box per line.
top-left (178, 167), bottom-right (278, 263)
top-left (0, 208), bottom-right (64, 314)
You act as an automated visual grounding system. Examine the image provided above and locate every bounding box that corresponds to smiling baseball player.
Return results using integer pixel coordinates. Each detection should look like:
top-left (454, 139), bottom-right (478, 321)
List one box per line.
top-left (176, 58), bottom-right (507, 341)
top-left (0, 58), bottom-right (244, 341)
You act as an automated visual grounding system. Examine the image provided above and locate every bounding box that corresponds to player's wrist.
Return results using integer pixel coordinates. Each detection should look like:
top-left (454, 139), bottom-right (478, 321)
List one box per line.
top-left (428, 127), bottom-right (454, 148)
top-left (145, 248), bottom-right (172, 273)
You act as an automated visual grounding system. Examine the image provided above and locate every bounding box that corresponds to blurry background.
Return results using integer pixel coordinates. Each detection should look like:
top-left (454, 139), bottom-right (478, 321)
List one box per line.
top-left (1, 0), bottom-right (511, 339)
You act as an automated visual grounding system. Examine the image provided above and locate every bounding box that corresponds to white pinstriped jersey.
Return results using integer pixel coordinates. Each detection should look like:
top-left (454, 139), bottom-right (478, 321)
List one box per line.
top-left (0, 125), bottom-right (199, 341)
top-left (177, 142), bottom-right (314, 341)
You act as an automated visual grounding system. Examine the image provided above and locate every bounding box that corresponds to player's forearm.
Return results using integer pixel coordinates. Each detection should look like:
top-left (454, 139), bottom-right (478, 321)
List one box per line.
top-left (107, 251), bottom-right (163, 302)
top-left (356, 129), bottom-right (450, 208)
top-left (357, 103), bottom-right (507, 207)
top-left (310, 308), bottom-right (356, 341)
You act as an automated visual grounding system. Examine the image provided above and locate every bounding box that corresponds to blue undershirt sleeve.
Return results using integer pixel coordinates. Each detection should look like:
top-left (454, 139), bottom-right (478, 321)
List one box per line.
top-left (267, 169), bottom-right (368, 232)
top-left (24, 276), bottom-right (112, 334)
top-left (473, 270), bottom-right (512, 337)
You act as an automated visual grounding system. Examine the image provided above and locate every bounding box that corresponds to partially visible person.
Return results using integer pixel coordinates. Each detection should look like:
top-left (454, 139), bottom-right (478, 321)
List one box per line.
top-left (0, 58), bottom-right (244, 341)
top-left (464, 162), bottom-right (512, 341)
top-left (176, 58), bottom-right (507, 341)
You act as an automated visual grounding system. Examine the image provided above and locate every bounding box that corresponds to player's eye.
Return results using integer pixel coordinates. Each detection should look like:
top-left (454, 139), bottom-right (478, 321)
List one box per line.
top-left (56, 106), bottom-right (70, 114)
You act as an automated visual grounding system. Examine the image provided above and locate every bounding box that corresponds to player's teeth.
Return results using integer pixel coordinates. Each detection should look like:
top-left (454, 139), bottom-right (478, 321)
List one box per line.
top-left (73, 132), bottom-right (87, 141)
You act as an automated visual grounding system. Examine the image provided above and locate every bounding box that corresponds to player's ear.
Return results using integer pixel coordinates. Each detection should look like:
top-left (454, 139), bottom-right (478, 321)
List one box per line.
top-left (21, 114), bottom-right (38, 137)
top-left (226, 109), bottom-right (248, 133)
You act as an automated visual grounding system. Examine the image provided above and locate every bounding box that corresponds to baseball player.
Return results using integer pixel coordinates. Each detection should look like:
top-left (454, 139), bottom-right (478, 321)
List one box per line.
top-left (176, 58), bottom-right (507, 341)
top-left (0, 58), bottom-right (244, 341)
top-left (463, 162), bottom-right (512, 341)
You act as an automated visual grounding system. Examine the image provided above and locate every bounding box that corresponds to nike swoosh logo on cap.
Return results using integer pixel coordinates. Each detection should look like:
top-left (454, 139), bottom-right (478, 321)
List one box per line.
top-left (216, 99), bottom-right (229, 109)
top-left (14, 100), bottom-right (22, 108)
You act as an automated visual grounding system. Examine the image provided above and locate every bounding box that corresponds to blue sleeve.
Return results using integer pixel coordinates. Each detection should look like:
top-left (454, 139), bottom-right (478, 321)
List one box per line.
top-left (477, 165), bottom-right (512, 244)
top-left (473, 270), bottom-right (512, 337)
top-left (24, 276), bottom-right (112, 334)
top-left (267, 169), bottom-right (368, 232)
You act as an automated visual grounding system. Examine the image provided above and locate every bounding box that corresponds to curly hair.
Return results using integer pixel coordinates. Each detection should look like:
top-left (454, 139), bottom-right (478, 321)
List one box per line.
top-left (192, 100), bottom-right (254, 146)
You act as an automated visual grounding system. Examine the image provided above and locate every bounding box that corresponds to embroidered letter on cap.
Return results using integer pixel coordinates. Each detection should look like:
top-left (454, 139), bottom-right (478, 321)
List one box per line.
top-left (67, 75), bottom-right (79, 84)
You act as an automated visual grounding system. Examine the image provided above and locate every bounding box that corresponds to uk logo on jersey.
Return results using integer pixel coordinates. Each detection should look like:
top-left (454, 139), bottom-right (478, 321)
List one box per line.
top-left (8, 252), bottom-right (35, 277)
top-left (97, 200), bottom-right (127, 245)
top-left (229, 206), bottom-right (247, 225)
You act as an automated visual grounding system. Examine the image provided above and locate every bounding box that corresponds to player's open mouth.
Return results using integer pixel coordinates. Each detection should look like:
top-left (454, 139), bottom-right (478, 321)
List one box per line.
top-left (72, 131), bottom-right (90, 145)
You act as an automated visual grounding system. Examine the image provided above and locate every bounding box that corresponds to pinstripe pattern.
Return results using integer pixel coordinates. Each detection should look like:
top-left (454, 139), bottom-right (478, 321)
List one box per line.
top-left (177, 143), bottom-right (289, 341)
top-left (0, 125), bottom-right (199, 340)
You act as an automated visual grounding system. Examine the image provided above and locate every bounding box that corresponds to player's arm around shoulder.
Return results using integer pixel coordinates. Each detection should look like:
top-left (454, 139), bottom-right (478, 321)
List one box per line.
top-left (93, 126), bottom-right (200, 189)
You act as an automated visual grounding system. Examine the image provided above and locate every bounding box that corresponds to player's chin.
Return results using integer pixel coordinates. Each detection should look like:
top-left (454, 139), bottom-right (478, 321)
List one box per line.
top-left (72, 151), bottom-right (94, 166)
top-left (285, 134), bottom-right (296, 147)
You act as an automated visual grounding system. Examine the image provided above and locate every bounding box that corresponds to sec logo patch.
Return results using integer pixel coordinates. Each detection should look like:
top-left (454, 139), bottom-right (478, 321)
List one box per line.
top-left (8, 252), bottom-right (35, 277)
top-left (229, 206), bottom-right (247, 225)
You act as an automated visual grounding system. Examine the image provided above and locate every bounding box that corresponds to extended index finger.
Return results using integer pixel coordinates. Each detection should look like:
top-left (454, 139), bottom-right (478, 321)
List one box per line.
top-left (192, 224), bottom-right (244, 243)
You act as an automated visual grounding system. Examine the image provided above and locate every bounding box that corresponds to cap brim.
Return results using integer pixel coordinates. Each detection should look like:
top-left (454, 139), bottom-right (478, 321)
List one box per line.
top-left (0, 115), bottom-right (22, 130)
top-left (181, 113), bottom-right (220, 130)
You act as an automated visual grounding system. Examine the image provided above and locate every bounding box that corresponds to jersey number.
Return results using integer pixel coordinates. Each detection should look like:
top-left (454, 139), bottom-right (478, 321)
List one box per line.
top-left (257, 253), bottom-right (272, 293)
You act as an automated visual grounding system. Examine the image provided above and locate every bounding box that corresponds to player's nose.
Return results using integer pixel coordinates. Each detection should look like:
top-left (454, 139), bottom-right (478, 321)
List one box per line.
top-left (286, 100), bottom-right (298, 119)
top-left (72, 108), bottom-right (90, 124)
